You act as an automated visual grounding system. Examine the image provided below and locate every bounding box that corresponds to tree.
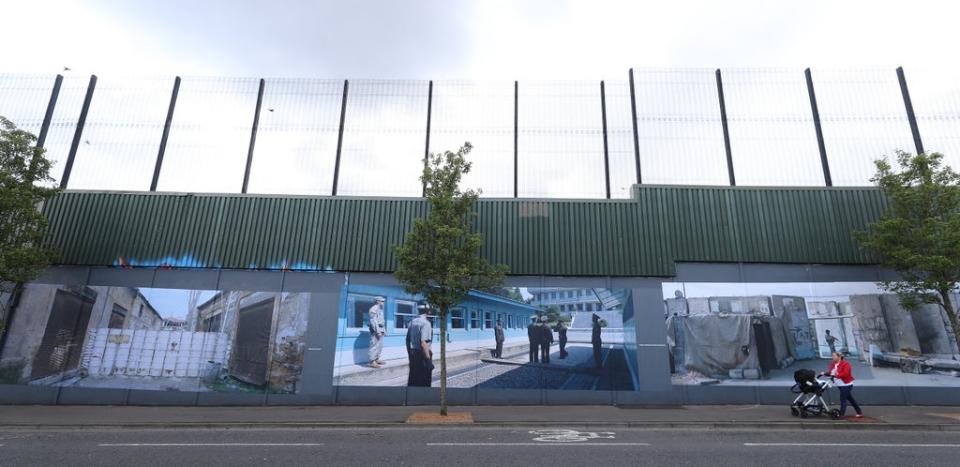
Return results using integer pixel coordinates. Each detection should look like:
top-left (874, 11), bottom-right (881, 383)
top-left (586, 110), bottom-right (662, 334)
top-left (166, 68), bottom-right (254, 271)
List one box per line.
top-left (0, 117), bottom-right (58, 332)
top-left (393, 142), bottom-right (508, 416)
top-left (855, 150), bottom-right (960, 349)
top-left (489, 286), bottom-right (525, 303)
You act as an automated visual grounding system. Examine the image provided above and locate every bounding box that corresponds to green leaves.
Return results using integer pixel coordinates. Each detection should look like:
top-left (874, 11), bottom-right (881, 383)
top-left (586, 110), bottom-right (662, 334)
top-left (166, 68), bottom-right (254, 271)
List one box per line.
top-left (856, 150), bottom-right (960, 347)
top-left (393, 141), bottom-right (507, 314)
top-left (0, 116), bottom-right (59, 298)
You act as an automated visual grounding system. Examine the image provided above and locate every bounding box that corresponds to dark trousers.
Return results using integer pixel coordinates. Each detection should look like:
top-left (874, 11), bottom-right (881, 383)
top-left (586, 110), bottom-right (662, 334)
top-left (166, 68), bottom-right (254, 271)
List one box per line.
top-left (837, 385), bottom-right (862, 416)
top-left (495, 341), bottom-right (503, 358)
top-left (407, 349), bottom-right (433, 387)
top-left (540, 343), bottom-right (551, 363)
top-left (529, 342), bottom-right (539, 362)
top-left (593, 342), bottom-right (602, 368)
top-left (559, 339), bottom-right (567, 358)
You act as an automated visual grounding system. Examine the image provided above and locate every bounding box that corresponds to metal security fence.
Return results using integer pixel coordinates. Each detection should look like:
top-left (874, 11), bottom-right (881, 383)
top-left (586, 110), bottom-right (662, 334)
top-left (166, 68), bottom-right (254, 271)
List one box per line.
top-left (1, 67), bottom-right (956, 199)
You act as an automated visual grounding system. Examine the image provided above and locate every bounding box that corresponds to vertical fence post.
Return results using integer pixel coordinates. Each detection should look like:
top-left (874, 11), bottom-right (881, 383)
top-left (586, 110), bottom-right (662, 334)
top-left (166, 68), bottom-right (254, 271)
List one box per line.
top-left (422, 80), bottom-right (433, 197)
top-left (514, 80), bottom-right (519, 198)
top-left (36, 74), bottom-right (63, 149)
top-left (715, 69), bottom-right (736, 186)
top-left (151, 76), bottom-right (181, 191)
top-left (896, 66), bottom-right (925, 155)
top-left (241, 78), bottom-right (266, 194)
top-left (331, 80), bottom-right (349, 196)
top-left (60, 74), bottom-right (97, 189)
top-left (628, 68), bottom-right (642, 185)
top-left (805, 68), bottom-right (832, 187)
top-left (600, 80), bottom-right (611, 199)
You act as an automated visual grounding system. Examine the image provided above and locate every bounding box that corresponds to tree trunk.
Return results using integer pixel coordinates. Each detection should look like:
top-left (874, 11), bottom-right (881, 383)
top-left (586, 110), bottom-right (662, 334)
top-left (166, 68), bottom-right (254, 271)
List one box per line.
top-left (439, 307), bottom-right (448, 416)
top-left (440, 308), bottom-right (447, 416)
top-left (939, 291), bottom-right (960, 354)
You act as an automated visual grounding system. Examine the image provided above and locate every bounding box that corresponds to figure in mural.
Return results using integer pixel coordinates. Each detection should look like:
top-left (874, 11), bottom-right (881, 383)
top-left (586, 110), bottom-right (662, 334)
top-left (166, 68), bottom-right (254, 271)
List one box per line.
top-left (539, 316), bottom-right (554, 363)
top-left (367, 297), bottom-right (387, 368)
top-left (592, 313), bottom-right (603, 368)
top-left (406, 304), bottom-right (434, 387)
top-left (825, 329), bottom-right (838, 355)
top-left (556, 318), bottom-right (568, 359)
top-left (527, 315), bottom-right (541, 363)
top-left (494, 319), bottom-right (505, 358)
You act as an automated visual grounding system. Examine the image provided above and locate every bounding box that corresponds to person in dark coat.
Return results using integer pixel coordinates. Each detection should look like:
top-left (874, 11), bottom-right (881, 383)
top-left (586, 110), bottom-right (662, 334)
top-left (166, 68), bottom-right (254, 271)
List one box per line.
top-left (592, 313), bottom-right (603, 369)
top-left (555, 319), bottom-right (568, 359)
top-left (527, 315), bottom-right (540, 363)
top-left (494, 319), bottom-right (505, 358)
top-left (406, 304), bottom-right (434, 387)
top-left (539, 316), bottom-right (554, 363)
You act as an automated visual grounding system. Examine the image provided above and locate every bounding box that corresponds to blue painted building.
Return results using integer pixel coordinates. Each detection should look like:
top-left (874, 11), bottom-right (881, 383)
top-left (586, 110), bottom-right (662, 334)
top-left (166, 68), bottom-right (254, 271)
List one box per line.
top-left (335, 283), bottom-right (541, 368)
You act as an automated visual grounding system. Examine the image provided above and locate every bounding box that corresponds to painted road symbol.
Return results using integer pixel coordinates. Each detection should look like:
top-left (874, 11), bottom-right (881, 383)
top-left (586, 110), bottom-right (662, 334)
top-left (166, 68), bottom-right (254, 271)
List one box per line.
top-left (529, 429), bottom-right (617, 443)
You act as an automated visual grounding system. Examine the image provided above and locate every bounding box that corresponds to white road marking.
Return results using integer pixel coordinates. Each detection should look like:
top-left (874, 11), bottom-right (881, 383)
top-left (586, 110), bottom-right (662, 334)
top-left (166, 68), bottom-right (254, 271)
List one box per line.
top-left (99, 443), bottom-right (325, 447)
top-left (745, 443), bottom-right (960, 448)
top-left (427, 443), bottom-right (649, 446)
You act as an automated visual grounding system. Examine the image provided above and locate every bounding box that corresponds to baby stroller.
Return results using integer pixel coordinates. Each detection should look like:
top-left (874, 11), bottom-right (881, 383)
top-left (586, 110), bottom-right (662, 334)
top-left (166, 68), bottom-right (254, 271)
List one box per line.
top-left (790, 369), bottom-right (841, 419)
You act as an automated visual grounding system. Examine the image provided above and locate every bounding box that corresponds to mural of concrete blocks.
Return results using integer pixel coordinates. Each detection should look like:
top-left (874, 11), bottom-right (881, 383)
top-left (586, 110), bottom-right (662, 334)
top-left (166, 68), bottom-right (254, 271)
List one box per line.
top-left (849, 295), bottom-right (895, 356)
top-left (878, 294), bottom-right (923, 356)
top-left (771, 295), bottom-right (816, 360)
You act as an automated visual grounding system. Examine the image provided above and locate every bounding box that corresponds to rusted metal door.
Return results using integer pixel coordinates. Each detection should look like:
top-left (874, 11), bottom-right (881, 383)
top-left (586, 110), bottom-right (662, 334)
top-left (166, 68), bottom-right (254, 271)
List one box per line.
top-left (31, 288), bottom-right (96, 380)
top-left (229, 299), bottom-right (273, 386)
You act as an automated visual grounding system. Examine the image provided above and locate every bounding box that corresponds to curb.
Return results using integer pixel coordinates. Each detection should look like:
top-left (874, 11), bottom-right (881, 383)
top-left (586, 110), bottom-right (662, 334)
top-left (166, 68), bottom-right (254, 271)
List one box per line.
top-left (0, 421), bottom-right (956, 431)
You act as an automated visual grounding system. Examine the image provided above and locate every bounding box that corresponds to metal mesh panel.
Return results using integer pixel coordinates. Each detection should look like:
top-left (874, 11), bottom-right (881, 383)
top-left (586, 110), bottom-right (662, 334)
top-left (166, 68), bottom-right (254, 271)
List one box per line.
top-left (336, 80), bottom-right (429, 197)
top-left (0, 73), bottom-right (55, 136)
top-left (431, 80), bottom-right (514, 197)
top-left (813, 68), bottom-right (915, 186)
top-left (518, 81), bottom-right (605, 198)
top-left (68, 76), bottom-right (174, 190)
top-left (723, 69), bottom-right (823, 186)
top-left (41, 75), bottom-right (92, 187)
top-left (156, 77), bottom-right (260, 193)
top-left (905, 67), bottom-right (960, 170)
top-left (604, 80), bottom-right (638, 198)
top-left (247, 79), bottom-right (343, 195)
top-left (632, 69), bottom-right (729, 186)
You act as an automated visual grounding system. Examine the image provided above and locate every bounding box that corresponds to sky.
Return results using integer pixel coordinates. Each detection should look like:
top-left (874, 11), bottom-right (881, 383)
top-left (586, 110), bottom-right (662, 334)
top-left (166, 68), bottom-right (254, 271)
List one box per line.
top-left (2, 0), bottom-right (959, 80)
top-left (2, 0), bottom-right (959, 198)
top-left (138, 288), bottom-right (216, 320)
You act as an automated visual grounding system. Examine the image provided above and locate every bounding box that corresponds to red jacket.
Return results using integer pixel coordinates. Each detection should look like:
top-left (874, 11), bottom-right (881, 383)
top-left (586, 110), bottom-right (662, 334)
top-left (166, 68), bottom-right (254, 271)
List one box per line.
top-left (826, 360), bottom-right (854, 384)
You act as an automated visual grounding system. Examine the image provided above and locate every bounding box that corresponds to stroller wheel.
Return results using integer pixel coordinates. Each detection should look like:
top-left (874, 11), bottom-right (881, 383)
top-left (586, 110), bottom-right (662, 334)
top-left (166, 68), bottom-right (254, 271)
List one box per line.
top-left (790, 407), bottom-right (799, 417)
top-left (829, 409), bottom-right (841, 420)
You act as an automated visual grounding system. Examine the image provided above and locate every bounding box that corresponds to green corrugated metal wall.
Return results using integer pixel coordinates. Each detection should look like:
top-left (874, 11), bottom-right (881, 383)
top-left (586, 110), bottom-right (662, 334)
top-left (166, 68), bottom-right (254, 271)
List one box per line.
top-left (42, 186), bottom-right (887, 276)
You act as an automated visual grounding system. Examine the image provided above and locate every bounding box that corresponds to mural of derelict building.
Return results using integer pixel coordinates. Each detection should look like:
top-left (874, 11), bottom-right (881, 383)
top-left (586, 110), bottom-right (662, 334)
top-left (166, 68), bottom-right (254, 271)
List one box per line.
top-left (665, 295), bottom-right (816, 381)
top-left (0, 285), bottom-right (309, 394)
top-left (191, 291), bottom-right (310, 392)
top-left (1, 284), bottom-right (168, 385)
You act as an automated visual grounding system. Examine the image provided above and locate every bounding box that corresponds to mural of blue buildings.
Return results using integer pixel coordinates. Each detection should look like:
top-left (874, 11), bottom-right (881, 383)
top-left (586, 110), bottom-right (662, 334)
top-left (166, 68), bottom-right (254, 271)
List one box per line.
top-left (334, 283), bottom-right (540, 376)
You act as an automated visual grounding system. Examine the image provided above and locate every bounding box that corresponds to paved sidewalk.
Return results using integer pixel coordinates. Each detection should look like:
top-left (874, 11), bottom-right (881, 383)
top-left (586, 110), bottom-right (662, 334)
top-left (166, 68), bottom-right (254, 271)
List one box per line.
top-left (0, 404), bottom-right (958, 430)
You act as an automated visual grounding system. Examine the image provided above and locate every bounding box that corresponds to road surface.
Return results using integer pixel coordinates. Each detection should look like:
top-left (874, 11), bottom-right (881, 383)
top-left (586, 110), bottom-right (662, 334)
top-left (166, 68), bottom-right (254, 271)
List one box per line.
top-left (1, 425), bottom-right (957, 466)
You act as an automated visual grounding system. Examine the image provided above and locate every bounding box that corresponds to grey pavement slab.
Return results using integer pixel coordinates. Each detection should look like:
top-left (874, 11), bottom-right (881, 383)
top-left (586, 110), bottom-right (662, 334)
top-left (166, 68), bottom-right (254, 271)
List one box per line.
top-left (0, 404), bottom-right (957, 429)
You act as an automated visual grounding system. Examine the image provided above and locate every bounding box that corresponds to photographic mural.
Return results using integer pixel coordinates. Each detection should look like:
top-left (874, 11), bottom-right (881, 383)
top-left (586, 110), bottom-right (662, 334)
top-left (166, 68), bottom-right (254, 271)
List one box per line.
top-left (664, 282), bottom-right (960, 387)
top-left (333, 282), bottom-right (639, 391)
top-left (0, 284), bottom-right (308, 393)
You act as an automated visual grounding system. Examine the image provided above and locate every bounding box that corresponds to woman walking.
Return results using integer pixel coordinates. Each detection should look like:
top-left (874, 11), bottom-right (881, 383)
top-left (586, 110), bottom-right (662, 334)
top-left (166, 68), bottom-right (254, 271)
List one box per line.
top-left (821, 352), bottom-right (864, 418)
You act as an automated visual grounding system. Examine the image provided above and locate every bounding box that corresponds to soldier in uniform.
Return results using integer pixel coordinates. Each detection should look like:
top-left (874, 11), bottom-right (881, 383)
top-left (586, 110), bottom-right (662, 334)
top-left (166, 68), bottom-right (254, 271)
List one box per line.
top-left (494, 319), bottom-right (505, 358)
top-left (527, 315), bottom-right (540, 363)
top-left (539, 316), bottom-right (554, 363)
top-left (367, 297), bottom-right (387, 368)
top-left (406, 304), bottom-right (434, 386)
top-left (592, 313), bottom-right (603, 369)
top-left (555, 318), bottom-right (568, 359)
